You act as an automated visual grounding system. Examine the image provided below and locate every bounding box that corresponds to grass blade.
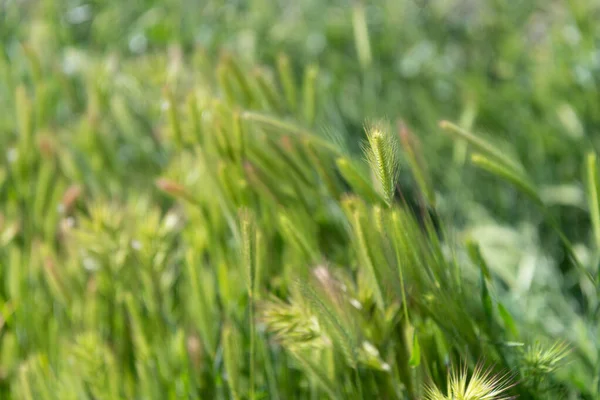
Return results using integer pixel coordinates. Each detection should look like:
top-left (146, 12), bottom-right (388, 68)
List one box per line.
top-left (439, 120), bottom-right (522, 173)
top-left (471, 153), bottom-right (542, 206)
top-left (586, 152), bottom-right (600, 252)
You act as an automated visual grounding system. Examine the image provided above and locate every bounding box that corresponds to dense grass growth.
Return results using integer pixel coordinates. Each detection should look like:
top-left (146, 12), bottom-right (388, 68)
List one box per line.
top-left (1, 0), bottom-right (600, 398)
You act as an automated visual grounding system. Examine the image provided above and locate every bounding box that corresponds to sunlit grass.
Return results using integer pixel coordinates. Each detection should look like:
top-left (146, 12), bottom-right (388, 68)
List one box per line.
top-left (1, 1), bottom-right (599, 399)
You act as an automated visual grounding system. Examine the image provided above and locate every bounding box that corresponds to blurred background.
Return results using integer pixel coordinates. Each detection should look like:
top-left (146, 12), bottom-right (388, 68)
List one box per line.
top-left (4, 0), bottom-right (600, 281)
top-left (3, 0), bottom-right (599, 217)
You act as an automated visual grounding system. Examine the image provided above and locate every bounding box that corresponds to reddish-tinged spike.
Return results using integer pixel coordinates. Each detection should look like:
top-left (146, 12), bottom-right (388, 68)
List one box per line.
top-left (62, 185), bottom-right (82, 213)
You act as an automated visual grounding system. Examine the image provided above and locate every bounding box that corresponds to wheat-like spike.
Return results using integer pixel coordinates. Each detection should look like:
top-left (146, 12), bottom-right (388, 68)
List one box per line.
top-left (223, 53), bottom-right (256, 107)
top-left (365, 123), bottom-right (400, 206)
top-left (298, 280), bottom-right (358, 368)
top-left (69, 333), bottom-right (121, 400)
top-left (524, 340), bottom-right (571, 373)
top-left (425, 363), bottom-right (516, 400)
top-left (217, 62), bottom-right (237, 104)
top-left (260, 299), bottom-right (329, 350)
top-left (222, 323), bottom-right (241, 400)
top-left (239, 208), bottom-right (258, 400)
top-left (253, 67), bottom-right (284, 113)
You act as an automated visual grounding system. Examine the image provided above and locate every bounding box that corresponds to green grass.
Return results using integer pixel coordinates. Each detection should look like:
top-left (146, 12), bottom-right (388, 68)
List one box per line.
top-left (1, 0), bottom-right (600, 398)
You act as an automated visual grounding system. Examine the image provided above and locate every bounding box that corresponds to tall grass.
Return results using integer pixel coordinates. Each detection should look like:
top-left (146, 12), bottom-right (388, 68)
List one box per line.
top-left (1, 0), bottom-right (599, 398)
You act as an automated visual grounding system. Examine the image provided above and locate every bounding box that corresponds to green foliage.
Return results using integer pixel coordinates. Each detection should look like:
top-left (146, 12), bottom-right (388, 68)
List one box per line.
top-left (1, 0), bottom-right (599, 398)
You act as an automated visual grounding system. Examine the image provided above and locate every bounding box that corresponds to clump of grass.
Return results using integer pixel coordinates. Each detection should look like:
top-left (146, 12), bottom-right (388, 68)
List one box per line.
top-left (1, 1), bottom-right (599, 399)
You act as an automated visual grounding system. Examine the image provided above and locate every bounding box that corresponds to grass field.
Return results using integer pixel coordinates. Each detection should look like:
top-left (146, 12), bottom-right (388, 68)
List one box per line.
top-left (1, 1), bottom-right (600, 398)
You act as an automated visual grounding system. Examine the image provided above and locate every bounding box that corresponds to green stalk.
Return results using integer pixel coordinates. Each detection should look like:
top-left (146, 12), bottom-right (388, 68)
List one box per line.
top-left (586, 153), bottom-right (600, 254)
top-left (241, 111), bottom-right (341, 155)
top-left (164, 87), bottom-right (183, 149)
top-left (353, 210), bottom-right (385, 309)
top-left (352, 3), bottom-right (372, 70)
top-left (277, 53), bottom-right (297, 112)
top-left (250, 298), bottom-right (256, 400)
top-left (240, 211), bottom-right (256, 400)
top-left (187, 92), bottom-right (203, 145)
top-left (302, 65), bottom-right (318, 125)
top-left (440, 120), bottom-right (523, 173)
top-left (391, 211), bottom-right (410, 324)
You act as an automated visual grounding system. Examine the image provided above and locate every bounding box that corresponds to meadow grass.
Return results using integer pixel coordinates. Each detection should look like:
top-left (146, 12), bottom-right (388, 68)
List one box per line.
top-left (1, 1), bottom-right (600, 398)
